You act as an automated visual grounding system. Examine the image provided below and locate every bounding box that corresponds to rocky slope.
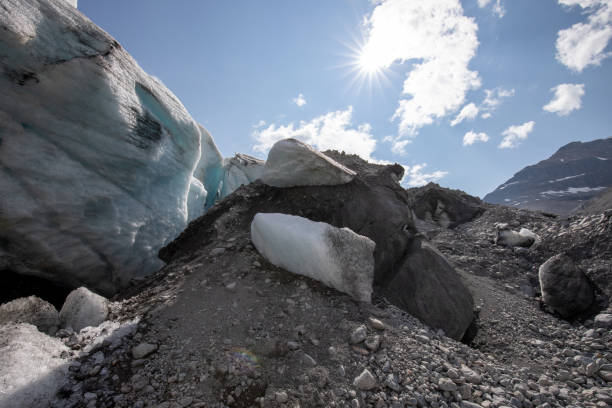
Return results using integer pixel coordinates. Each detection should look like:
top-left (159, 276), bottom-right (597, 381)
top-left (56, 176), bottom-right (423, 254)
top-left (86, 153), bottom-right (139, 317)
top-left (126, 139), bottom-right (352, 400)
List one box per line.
top-left (484, 138), bottom-right (612, 215)
top-left (2, 164), bottom-right (603, 408)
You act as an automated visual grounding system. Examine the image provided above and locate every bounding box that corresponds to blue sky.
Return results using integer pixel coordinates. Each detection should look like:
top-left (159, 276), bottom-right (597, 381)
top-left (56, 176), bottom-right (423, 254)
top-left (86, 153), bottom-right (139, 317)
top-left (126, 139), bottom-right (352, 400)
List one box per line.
top-left (78, 0), bottom-right (612, 198)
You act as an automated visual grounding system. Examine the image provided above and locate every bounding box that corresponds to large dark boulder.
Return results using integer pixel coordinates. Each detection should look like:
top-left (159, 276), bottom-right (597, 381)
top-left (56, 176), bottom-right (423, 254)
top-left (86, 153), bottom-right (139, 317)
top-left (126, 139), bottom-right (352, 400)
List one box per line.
top-left (161, 150), bottom-right (475, 340)
top-left (539, 254), bottom-right (595, 318)
top-left (383, 238), bottom-right (474, 340)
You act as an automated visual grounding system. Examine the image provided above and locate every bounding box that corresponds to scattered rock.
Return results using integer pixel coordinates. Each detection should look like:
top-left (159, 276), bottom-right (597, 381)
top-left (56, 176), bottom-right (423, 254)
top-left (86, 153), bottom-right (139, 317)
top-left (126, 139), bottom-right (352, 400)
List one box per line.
top-left (350, 325), bottom-right (367, 344)
top-left (353, 369), bottom-right (377, 390)
top-left (594, 313), bottom-right (612, 328)
top-left (132, 343), bottom-right (158, 359)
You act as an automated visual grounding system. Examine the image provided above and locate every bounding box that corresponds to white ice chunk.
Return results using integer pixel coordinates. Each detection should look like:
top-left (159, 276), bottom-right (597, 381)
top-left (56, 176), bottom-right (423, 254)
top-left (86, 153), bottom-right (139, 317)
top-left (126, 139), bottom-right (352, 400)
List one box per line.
top-left (59, 287), bottom-right (109, 332)
top-left (0, 323), bottom-right (69, 408)
top-left (251, 213), bottom-right (375, 302)
top-left (261, 139), bottom-right (356, 188)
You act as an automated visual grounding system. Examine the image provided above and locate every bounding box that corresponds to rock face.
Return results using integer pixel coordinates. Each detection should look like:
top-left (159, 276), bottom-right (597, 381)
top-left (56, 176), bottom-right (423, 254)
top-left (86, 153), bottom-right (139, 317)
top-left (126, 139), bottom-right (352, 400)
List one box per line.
top-left (539, 254), bottom-right (595, 318)
top-left (383, 238), bottom-right (475, 340)
top-left (0, 0), bottom-right (223, 295)
top-left (161, 149), bottom-right (475, 340)
top-left (59, 287), bottom-right (109, 331)
top-left (0, 295), bottom-right (60, 335)
top-left (261, 139), bottom-right (356, 188)
top-left (251, 213), bottom-right (375, 302)
top-left (0, 323), bottom-right (69, 408)
top-left (484, 137), bottom-right (612, 214)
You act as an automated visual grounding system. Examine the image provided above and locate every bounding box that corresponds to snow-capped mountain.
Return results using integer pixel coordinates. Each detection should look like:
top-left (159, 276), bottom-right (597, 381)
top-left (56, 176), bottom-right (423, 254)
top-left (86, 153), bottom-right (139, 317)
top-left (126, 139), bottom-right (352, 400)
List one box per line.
top-left (484, 137), bottom-right (612, 214)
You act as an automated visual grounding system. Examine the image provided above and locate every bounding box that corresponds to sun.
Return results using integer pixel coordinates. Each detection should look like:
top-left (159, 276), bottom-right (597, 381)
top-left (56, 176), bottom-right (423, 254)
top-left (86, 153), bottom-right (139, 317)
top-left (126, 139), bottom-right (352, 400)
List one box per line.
top-left (358, 48), bottom-right (386, 76)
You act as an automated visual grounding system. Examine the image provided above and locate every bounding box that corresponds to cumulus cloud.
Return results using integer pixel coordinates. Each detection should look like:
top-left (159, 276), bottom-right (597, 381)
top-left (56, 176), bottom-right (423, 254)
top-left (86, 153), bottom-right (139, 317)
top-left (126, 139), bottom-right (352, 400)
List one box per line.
top-left (400, 163), bottom-right (449, 187)
top-left (293, 93), bottom-right (307, 107)
top-left (450, 103), bottom-right (479, 126)
top-left (360, 0), bottom-right (480, 140)
top-left (477, 0), bottom-right (506, 17)
top-left (252, 107), bottom-right (377, 160)
top-left (556, 0), bottom-right (612, 72)
top-left (463, 131), bottom-right (489, 146)
top-left (499, 121), bottom-right (535, 149)
top-left (543, 83), bottom-right (586, 115)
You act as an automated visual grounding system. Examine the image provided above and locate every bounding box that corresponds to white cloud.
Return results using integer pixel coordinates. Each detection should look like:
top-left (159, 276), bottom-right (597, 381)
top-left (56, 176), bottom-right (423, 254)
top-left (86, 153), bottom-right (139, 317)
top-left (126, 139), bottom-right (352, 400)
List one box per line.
top-left (463, 131), bottom-right (489, 146)
top-left (401, 163), bottom-right (449, 187)
top-left (477, 0), bottom-right (506, 18)
top-left (482, 87), bottom-right (515, 111)
top-left (293, 93), bottom-right (307, 107)
top-left (543, 83), bottom-right (586, 115)
top-left (499, 121), bottom-right (535, 149)
top-left (481, 112), bottom-right (492, 119)
top-left (450, 103), bottom-right (479, 126)
top-left (252, 107), bottom-right (377, 160)
top-left (556, 0), bottom-right (612, 72)
top-left (361, 0), bottom-right (480, 140)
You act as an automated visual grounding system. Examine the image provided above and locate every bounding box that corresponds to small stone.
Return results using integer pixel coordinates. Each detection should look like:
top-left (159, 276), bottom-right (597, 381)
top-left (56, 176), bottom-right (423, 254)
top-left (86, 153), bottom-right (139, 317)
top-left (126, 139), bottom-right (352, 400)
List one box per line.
top-left (438, 378), bottom-right (457, 392)
top-left (275, 391), bottom-right (288, 403)
top-left (210, 247), bottom-right (225, 256)
top-left (594, 313), bottom-right (612, 328)
top-left (385, 374), bottom-right (400, 391)
top-left (287, 341), bottom-right (300, 350)
top-left (302, 353), bottom-right (317, 367)
top-left (365, 335), bottom-right (381, 351)
top-left (368, 317), bottom-right (386, 330)
top-left (225, 282), bottom-right (237, 291)
top-left (350, 325), bottom-right (367, 344)
top-left (353, 369), bottom-right (377, 390)
top-left (132, 343), bottom-right (158, 359)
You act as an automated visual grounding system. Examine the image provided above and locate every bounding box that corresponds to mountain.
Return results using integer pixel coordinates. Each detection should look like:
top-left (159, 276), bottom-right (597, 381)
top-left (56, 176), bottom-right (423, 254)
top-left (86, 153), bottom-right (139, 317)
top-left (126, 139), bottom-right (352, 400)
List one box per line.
top-left (484, 138), bottom-right (612, 214)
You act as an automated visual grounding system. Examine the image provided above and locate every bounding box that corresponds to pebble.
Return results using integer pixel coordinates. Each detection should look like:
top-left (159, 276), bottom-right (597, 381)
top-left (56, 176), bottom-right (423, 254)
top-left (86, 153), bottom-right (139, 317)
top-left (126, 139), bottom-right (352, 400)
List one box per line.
top-left (350, 325), bottom-right (368, 344)
top-left (353, 369), bottom-right (377, 390)
top-left (132, 343), bottom-right (158, 359)
top-left (438, 378), bottom-right (457, 392)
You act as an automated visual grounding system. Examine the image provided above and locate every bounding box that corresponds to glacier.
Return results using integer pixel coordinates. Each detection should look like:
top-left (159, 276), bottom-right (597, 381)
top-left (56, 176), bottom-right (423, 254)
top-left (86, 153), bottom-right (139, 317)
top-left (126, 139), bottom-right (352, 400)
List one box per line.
top-left (0, 0), bottom-right (225, 295)
top-left (251, 213), bottom-right (375, 302)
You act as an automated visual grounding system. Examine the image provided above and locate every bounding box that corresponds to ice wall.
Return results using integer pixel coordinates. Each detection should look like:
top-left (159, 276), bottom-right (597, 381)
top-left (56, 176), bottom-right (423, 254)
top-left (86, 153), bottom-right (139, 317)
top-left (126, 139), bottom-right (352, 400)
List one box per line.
top-left (0, 0), bottom-right (219, 294)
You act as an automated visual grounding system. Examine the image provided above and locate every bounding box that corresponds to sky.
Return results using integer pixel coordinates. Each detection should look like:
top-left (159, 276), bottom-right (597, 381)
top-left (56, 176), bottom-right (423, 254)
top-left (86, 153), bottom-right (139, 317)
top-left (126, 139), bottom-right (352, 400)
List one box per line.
top-left (77, 0), bottom-right (612, 198)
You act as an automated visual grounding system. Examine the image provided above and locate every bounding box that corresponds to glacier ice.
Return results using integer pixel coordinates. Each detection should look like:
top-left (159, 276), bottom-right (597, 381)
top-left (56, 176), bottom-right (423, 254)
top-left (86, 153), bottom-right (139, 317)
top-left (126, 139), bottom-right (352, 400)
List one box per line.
top-left (0, 295), bottom-right (60, 335)
top-left (0, 0), bottom-right (224, 294)
top-left (0, 323), bottom-right (69, 408)
top-left (261, 138), bottom-right (356, 188)
top-left (219, 153), bottom-right (266, 198)
top-left (59, 287), bottom-right (109, 332)
top-left (251, 213), bottom-right (375, 302)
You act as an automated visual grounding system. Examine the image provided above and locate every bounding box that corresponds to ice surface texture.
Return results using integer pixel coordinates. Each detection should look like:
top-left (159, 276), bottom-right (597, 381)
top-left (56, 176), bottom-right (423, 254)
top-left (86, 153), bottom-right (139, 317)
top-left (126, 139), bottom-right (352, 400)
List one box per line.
top-left (0, 323), bottom-right (69, 408)
top-left (261, 139), bottom-right (356, 188)
top-left (59, 287), bottom-right (109, 332)
top-left (251, 213), bottom-right (375, 302)
top-left (0, 0), bottom-right (223, 294)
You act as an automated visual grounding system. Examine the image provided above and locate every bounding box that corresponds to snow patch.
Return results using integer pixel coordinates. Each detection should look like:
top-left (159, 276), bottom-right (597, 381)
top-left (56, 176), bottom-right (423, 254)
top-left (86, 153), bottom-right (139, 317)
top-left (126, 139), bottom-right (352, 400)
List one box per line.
top-left (540, 186), bottom-right (606, 196)
top-left (596, 157), bottom-right (610, 160)
top-left (251, 213), bottom-right (375, 302)
top-left (548, 173), bottom-right (585, 183)
top-left (498, 181), bottom-right (520, 190)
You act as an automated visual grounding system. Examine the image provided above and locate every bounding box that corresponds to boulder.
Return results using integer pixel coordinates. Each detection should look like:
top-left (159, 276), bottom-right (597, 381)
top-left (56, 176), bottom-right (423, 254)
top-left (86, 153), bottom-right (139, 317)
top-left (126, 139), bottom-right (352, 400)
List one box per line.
top-left (0, 0), bottom-right (223, 295)
top-left (539, 254), bottom-right (595, 318)
top-left (260, 139), bottom-right (356, 188)
top-left (59, 287), bottom-right (109, 331)
top-left (594, 313), bottom-right (612, 328)
top-left (383, 238), bottom-right (475, 340)
top-left (162, 148), bottom-right (475, 340)
top-left (251, 213), bottom-right (375, 302)
top-left (0, 296), bottom-right (60, 335)
top-left (0, 323), bottom-right (69, 408)
top-left (406, 183), bottom-right (486, 228)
